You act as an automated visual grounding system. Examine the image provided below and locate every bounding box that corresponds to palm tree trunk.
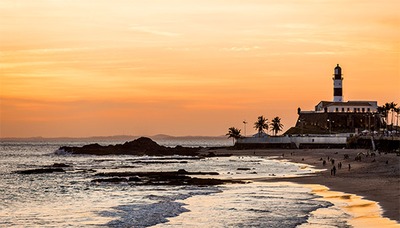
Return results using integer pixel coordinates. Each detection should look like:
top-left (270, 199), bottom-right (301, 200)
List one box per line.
top-left (391, 110), bottom-right (394, 131)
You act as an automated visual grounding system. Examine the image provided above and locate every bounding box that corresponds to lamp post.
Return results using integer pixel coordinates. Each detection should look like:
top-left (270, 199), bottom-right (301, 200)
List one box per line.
top-left (368, 113), bottom-right (371, 132)
top-left (243, 120), bottom-right (247, 137)
top-left (327, 119), bottom-right (332, 134)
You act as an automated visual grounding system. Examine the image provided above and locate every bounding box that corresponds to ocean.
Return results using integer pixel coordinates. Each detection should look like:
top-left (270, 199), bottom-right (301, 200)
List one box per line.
top-left (0, 138), bottom-right (353, 227)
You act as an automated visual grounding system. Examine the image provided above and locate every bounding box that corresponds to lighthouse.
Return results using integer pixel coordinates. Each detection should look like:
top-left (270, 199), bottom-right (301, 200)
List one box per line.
top-left (333, 64), bottom-right (343, 102)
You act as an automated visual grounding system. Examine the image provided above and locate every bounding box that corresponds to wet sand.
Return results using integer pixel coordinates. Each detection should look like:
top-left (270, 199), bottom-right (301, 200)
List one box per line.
top-left (203, 148), bottom-right (400, 223)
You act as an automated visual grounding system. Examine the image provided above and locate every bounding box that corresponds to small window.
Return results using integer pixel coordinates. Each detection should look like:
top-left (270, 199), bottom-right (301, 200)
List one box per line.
top-left (367, 108), bottom-right (370, 112)
top-left (347, 108), bottom-right (350, 112)
top-left (354, 108), bottom-right (357, 112)
top-left (362, 108), bottom-right (365, 112)
top-left (336, 108), bottom-right (339, 112)
top-left (342, 108), bottom-right (345, 112)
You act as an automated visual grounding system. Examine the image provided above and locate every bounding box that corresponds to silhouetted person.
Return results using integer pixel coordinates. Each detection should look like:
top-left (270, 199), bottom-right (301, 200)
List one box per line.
top-left (332, 165), bottom-right (336, 176)
top-left (348, 164), bottom-right (351, 171)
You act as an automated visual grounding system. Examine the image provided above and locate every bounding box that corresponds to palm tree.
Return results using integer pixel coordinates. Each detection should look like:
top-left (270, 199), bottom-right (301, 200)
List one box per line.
top-left (377, 105), bottom-right (387, 130)
top-left (254, 116), bottom-right (268, 137)
top-left (389, 102), bottom-right (397, 130)
top-left (270, 116), bottom-right (284, 136)
top-left (226, 127), bottom-right (241, 145)
top-left (383, 103), bottom-right (392, 130)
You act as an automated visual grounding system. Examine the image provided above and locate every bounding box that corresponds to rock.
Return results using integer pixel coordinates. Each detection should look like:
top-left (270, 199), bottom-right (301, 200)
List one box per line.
top-left (204, 152), bottom-right (232, 157)
top-left (91, 170), bottom-right (238, 186)
top-left (177, 169), bottom-right (188, 174)
top-left (57, 137), bottom-right (200, 156)
top-left (91, 177), bottom-right (128, 183)
top-left (128, 176), bottom-right (141, 182)
top-left (50, 163), bottom-right (71, 168)
top-left (94, 170), bottom-right (219, 177)
top-left (15, 168), bottom-right (65, 174)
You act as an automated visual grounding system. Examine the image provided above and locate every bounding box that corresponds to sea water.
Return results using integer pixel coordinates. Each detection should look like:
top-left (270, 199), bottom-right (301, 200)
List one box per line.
top-left (0, 139), bottom-right (351, 227)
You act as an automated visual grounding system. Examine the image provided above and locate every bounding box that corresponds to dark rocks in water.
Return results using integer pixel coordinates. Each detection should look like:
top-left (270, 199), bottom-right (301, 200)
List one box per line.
top-left (129, 176), bottom-right (141, 182)
top-left (15, 168), bottom-right (65, 174)
top-left (57, 137), bottom-right (200, 156)
top-left (94, 169), bottom-right (219, 177)
top-left (91, 170), bottom-right (242, 186)
top-left (204, 152), bottom-right (233, 157)
top-left (237, 168), bottom-right (251, 171)
top-left (50, 163), bottom-right (71, 168)
top-left (92, 177), bottom-right (129, 183)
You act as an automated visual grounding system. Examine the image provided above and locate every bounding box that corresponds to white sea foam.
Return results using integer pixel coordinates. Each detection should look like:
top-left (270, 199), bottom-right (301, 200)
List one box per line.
top-left (0, 140), bottom-right (351, 227)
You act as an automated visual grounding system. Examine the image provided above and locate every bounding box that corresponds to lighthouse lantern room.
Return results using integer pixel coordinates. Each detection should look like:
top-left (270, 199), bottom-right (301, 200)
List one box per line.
top-left (333, 64), bottom-right (343, 102)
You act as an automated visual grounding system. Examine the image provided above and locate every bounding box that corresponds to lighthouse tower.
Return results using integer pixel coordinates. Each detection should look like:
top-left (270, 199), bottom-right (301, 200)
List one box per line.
top-left (333, 64), bottom-right (343, 102)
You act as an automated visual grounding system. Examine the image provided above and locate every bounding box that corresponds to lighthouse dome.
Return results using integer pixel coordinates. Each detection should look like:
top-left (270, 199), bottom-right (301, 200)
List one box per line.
top-left (334, 64), bottom-right (342, 76)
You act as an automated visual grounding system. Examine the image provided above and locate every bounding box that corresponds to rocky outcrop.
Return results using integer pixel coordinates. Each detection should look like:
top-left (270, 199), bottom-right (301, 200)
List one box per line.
top-left (91, 169), bottom-right (243, 186)
top-left (57, 137), bottom-right (201, 156)
top-left (15, 168), bottom-right (65, 174)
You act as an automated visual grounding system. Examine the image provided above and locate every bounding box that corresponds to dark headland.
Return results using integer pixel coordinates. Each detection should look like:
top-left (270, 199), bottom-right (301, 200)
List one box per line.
top-left (57, 137), bottom-right (201, 156)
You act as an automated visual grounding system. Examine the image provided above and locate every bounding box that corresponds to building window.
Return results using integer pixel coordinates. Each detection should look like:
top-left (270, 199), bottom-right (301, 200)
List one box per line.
top-left (336, 108), bottom-right (339, 112)
top-left (362, 108), bottom-right (365, 112)
top-left (354, 108), bottom-right (357, 112)
top-left (342, 108), bottom-right (345, 112)
top-left (367, 108), bottom-right (370, 112)
top-left (347, 108), bottom-right (350, 112)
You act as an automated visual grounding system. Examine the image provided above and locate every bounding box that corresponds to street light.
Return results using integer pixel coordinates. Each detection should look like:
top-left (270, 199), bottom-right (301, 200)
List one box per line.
top-left (243, 120), bottom-right (247, 137)
top-left (327, 119), bottom-right (332, 134)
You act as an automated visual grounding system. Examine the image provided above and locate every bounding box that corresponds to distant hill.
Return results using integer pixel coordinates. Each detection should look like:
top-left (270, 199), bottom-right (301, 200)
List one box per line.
top-left (0, 134), bottom-right (227, 142)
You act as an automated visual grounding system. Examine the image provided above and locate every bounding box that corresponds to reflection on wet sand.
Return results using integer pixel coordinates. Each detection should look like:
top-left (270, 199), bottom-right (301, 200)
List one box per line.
top-left (308, 184), bottom-right (399, 228)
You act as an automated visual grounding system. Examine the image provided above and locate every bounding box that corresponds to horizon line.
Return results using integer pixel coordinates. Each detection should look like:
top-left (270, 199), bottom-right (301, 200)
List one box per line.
top-left (0, 134), bottom-right (229, 141)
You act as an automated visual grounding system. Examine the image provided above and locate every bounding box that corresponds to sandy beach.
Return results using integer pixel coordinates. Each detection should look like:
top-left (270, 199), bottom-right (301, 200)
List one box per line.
top-left (203, 148), bottom-right (400, 224)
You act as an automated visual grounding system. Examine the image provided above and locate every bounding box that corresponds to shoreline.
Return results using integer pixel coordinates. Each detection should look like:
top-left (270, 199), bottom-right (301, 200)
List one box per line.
top-left (203, 148), bottom-right (399, 223)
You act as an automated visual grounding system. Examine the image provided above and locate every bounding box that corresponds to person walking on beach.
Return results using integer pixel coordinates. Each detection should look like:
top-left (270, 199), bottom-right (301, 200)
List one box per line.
top-left (332, 165), bottom-right (336, 176)
top-left (348, 164), bottom-right (351, 171)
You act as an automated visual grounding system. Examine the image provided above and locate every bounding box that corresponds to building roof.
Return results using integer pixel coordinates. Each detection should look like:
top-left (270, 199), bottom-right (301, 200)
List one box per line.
top-left (316, 101), bottom-right (377, 108)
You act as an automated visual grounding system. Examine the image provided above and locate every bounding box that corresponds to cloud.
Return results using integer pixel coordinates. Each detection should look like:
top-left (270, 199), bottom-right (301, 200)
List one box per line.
top-left (222, 46), bottom-right (261, 52)
top-left (129, 26), bottom-right (181, 37)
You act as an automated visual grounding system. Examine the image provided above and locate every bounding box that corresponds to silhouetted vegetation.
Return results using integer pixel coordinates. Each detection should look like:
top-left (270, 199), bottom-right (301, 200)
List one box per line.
top-left (254, 116), bottom-right (268, 137)
top-left (270, 116), bottom-right (284, 136)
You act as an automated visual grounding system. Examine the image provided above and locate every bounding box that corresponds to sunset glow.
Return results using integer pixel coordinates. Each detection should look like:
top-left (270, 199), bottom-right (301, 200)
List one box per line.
top-left (1, 0), bottom-right (399, 137)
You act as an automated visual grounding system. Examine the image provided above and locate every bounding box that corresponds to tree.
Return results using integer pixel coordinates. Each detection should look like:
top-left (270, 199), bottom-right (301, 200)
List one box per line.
top-left (226, 127), bottom-right (241, 145)
top-left (389, 102), bottom-right (397, 130)
top-left (254, 116), bottom-right (268, 137)
top-left (381, 103), bottom-right (392, 130)
top-left (378, 105), bottom-right (388, 129)
top-left (270, 116), bottom-right (284, 136)
top-left (395, 107), bottom-right (400, 129)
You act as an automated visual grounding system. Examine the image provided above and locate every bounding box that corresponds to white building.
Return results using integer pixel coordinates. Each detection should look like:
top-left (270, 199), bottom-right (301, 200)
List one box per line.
top-left (305, 64), bottom-right (378, 114)
top-left (315, 101), bottom-right (378, 113)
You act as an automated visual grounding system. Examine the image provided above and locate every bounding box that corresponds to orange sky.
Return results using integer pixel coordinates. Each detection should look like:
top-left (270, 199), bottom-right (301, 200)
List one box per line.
top-left (1, 0), bottom-right (399, 138)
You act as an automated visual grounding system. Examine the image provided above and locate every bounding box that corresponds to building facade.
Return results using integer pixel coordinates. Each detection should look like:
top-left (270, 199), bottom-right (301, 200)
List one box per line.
top-left (286, 64), bottom-right (383, 135)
